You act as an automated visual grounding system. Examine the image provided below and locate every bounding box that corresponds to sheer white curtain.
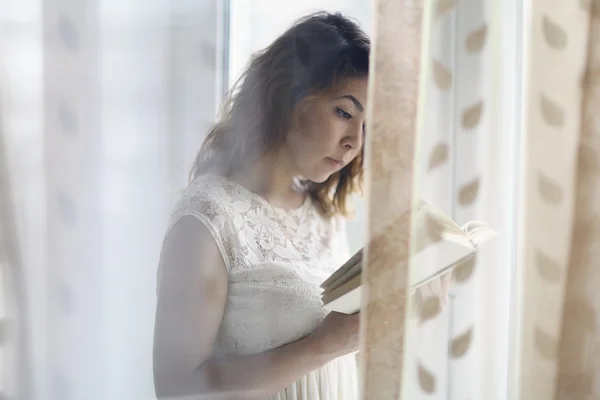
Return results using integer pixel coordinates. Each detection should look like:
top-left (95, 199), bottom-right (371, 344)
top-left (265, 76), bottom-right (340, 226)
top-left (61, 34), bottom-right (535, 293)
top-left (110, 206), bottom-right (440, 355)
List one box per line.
top-left (413, 0), bottom-right (522, 398)
top-left (366, 0), bottom-right (523, 398)
top-left (1, 0), bottom-right (225, 398)
top-left (0, 1), bottom-right (46, 398)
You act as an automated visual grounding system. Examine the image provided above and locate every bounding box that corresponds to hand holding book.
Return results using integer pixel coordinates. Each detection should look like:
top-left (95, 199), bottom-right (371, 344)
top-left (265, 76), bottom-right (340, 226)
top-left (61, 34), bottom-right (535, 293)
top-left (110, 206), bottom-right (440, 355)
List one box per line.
top-left (419, 268), bottom-right (453, 305)
top-left (320, 200), bottom-right (497, 314)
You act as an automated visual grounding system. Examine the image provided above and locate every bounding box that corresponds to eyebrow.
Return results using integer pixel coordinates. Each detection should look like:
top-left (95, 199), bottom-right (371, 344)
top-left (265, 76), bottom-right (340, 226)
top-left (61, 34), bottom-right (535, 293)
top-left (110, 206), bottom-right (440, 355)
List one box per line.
top-left (339, 95), bottom-right (364, 113)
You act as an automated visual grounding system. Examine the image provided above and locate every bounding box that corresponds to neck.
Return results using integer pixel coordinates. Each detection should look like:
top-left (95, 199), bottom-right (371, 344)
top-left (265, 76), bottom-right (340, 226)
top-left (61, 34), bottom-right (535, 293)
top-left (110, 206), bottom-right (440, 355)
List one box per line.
top-left (230, 152), bottom-right (305, 209)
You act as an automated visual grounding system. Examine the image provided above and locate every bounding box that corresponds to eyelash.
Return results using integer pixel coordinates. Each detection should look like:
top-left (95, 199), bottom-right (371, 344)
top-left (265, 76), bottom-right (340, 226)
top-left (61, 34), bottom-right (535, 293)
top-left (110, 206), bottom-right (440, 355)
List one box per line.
top-left (337, 107), bottom-right (367, 137)
top-left (335, 107), bottom-right (353, 120)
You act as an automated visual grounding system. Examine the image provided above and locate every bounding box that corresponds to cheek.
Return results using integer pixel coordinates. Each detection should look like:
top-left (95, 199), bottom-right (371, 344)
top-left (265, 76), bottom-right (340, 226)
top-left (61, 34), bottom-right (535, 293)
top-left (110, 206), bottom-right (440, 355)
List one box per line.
top-left (286, 130), bottom-right (315, 163)
top-left (301, 113), bottom-right (344, 146)
top-left (298, 112), bottom-right (324, 140)
top-left (290, 105), bottom-right (346, 160)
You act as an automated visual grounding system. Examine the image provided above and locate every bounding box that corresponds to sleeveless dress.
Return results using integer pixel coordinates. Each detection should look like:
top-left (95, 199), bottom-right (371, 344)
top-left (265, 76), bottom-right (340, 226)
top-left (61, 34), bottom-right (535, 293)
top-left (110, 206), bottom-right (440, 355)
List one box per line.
top-left (163, 174), bottom-right (358, 400)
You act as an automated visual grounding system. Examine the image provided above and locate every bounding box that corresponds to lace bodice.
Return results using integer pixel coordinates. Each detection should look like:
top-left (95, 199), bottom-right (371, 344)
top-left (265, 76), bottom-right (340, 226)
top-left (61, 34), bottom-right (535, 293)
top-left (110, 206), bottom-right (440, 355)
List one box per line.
top-left (164, 174), bottom-right (352, 356)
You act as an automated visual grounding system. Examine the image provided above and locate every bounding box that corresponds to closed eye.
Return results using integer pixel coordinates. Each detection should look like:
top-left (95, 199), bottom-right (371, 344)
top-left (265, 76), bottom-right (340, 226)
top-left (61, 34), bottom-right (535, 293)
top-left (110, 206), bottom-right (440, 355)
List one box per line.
top-left (335, 107), bottom-right (352, 120)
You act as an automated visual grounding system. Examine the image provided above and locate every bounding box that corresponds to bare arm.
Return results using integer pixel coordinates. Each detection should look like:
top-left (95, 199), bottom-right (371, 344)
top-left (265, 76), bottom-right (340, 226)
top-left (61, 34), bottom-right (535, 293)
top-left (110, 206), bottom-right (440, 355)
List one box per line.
top-left (153, 216), bottom-right (353, 400)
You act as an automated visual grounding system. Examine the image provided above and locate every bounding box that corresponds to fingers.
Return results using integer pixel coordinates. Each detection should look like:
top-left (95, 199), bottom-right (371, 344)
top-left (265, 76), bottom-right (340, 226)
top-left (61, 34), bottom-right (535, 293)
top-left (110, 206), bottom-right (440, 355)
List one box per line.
top-left (348, 312), bottom-right (360, 325)
top-left (419, 272), bottom-right (454, 306)
top-left (422, 278), bottom-right (442, 299)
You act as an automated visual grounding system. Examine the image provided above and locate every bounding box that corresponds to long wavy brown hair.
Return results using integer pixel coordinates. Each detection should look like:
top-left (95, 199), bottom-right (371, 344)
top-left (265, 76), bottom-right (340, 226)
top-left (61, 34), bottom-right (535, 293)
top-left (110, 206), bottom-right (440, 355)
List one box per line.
top-left (190, 12), bottom-right (370, 217)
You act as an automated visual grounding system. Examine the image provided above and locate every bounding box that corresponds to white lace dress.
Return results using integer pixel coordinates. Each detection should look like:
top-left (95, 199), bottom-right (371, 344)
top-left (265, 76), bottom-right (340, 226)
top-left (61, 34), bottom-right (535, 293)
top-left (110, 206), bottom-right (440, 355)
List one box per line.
top-left (164, 174), bottom-right (358, 400)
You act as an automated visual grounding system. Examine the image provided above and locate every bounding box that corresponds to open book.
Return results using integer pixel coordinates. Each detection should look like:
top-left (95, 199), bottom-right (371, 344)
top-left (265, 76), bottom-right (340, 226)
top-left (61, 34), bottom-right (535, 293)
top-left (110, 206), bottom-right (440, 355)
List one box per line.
top-left (321, 200), bottom-right (496, 314)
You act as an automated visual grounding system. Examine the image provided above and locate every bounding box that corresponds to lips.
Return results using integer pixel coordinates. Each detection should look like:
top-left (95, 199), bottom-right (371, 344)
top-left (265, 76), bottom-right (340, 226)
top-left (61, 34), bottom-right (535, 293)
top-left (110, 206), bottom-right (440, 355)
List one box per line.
top-left (327, 157), bottom-right (344, 168)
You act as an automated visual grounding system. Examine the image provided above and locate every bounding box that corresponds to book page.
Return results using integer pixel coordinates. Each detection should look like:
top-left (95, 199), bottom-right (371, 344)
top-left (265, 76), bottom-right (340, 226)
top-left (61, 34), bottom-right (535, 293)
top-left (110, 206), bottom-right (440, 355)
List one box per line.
top-left (322, 273), bottom-right (362, 304)
top-left (461, 220), bottom-right (498, 248)
top-left (322, 199), bottom-right (475, 292)
top-left (323, 240), bottom-right (478, 312)
top-left (411, 200), bottom-right (467, 252)
top-left (320, 249), bottom-right (362, 289)
top-left (323, 259), bottom-right (362, 293)
top-left (409, 237), bottom-right (476, 289)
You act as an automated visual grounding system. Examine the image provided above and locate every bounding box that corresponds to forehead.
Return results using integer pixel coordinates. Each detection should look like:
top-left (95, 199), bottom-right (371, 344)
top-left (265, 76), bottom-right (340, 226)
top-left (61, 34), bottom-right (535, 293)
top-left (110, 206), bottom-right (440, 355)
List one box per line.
top-left (328, 77), bottom-right (368, 105)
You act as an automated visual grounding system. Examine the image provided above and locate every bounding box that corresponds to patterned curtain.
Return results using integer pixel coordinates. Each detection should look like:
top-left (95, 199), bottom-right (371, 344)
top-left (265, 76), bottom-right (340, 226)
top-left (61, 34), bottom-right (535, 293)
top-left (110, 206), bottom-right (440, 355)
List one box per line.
top-left (514, 1), bottom-right (592, 399)
top-left (359, 0), bottom-right (514, 398)
top-left (359, 1), bottom-right (424, 398)
top-left (555, 1), bottom-right (600, 398)
top-left (412, 0), bottom-right (494, 398)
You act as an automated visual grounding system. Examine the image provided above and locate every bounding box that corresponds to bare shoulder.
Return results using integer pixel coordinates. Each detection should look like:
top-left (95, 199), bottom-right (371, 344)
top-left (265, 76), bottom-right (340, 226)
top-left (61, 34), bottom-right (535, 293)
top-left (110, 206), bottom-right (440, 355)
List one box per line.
top-left (158, 215), bottom-right (227, 287)
top-left (154, 215), bottom-right (228, 390)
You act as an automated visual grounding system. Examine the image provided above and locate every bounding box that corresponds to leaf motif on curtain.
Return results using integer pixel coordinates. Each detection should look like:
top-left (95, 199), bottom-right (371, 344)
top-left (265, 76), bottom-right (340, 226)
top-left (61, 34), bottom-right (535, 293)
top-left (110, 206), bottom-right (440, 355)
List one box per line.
top-left (462, 100), bottom-right (484, 130)
top-left (58, 15), bottom-right (79, 51)
top-left (537, 171), bottom-right (564, 205)
top-left (453, 254), bottom-right (477, 283)
top-left (534, 325), bottom-right (559, 360)
top-left (535, 250), bottom-right (563, 282)
top-left (457, 177), bottom-right (480, 205)
top-left (435, 0), bottom-right (455, 18)
top-left (428, 142), bottom-right (449, 171)
top-left (450, 328), bottom-right (473, 358)
top-left (419, 296), bottom-right (442, 322)
top-left (433, 60), bottom-right (453, 90)
top-left (540, 94), bottom-right (565, 127)
top-left (425, 212), bottom-right (445, 242)
top-left (465, 25), bottom-right (488, 53)
top-left (417, 362), bottom-right (436, 393)
top-left (542, 15), bottom-right (568, 50)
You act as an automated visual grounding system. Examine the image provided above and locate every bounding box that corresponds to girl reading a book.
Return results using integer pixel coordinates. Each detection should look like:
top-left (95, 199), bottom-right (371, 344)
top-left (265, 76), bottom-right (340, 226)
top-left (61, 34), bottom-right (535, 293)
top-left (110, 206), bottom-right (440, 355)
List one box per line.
top-left (153, 12), bottom-right (449, 400)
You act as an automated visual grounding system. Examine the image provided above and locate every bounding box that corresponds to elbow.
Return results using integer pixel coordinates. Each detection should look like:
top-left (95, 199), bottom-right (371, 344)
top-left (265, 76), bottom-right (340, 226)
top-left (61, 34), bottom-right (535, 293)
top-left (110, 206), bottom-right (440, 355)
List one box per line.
top-left (153, 370), bottom-right (179, 400)
top-left (153, 361), bottom-right (214, 400)
top-left (152, 360), bottom-right (193, 399)
top-left (153, 372), bottom-right (201, 400)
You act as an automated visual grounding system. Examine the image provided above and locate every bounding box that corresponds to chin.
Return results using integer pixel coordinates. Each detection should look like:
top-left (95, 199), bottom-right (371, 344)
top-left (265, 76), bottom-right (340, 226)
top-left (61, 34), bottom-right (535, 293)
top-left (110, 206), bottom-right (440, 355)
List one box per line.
top-left (303, 170), bottom-right (334, 184)
top-left (311, 176), bottom-right (330, 184)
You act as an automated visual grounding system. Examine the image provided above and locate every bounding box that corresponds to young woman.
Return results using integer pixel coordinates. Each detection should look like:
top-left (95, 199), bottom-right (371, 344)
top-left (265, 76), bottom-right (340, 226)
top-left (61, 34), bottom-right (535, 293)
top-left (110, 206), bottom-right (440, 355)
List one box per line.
top-left (153, 11), bottom-right (448, 400)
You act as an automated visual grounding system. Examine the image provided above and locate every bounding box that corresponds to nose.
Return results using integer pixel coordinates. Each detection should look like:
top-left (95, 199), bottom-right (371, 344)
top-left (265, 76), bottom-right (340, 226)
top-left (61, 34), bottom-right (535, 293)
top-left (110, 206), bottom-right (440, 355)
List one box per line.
top-left (341, 124), bottom-right (363, 150)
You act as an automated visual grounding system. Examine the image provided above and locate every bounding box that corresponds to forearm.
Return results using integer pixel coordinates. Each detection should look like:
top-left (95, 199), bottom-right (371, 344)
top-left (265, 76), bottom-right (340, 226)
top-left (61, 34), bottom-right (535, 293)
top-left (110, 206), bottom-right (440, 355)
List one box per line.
top-left (160, 335), bottom-right (333, 400)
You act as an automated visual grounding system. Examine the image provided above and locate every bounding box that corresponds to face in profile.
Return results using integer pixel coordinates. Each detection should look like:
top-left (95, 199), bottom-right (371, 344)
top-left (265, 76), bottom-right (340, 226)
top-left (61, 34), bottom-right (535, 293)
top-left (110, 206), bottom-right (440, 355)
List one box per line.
top-left (284, 77), bottom-right (368, 183)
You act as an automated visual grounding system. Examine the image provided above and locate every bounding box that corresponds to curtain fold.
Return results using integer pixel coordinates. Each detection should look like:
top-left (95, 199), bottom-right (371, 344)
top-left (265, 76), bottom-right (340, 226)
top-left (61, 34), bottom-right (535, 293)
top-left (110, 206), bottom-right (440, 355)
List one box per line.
top-left (556, 1), bottom-right (600, 398)
top-left (515, 1), bottom-right (591, 399)
top-left (412, 1), bottom-right (493, 399)
top-left (359, 1), bottom-right (424, 399)
top-left (0, 106), bottom-right (30, 400)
